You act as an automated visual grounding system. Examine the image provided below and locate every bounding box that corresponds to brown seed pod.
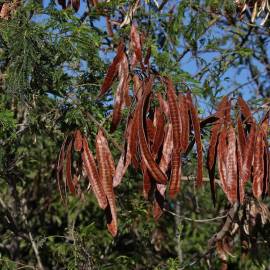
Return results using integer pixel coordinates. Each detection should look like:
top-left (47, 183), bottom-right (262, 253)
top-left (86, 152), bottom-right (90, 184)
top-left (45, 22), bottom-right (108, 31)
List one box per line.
top-left (111, 53), bottom-right (130, 132)
top-left (130, 24), bottom-right (143, 68)
top-left (71, 0), bottom-right (80, 12)
top-left (66, 140), bottom-right (76, 194)
top-left (207, 96), bottom-right (228, 206)
top-left (82, 137), bottom-right (108, 209)
top-left (168, 150), bottom-right (181, 199)
top-left (57, 137), bottom-right (68, 202)
top-left (138, 79), bottom-right (167, 184)
top-left (159, 123), bottom-right (173, 174)
top-left (240, 122), bottom-right (256, 185)
top-left (98, 41), bottom-right (125, 98)
top-left (96, 129), bottom-right (117, 237)
top-left (152, 108), bottom-right (165, 159)
top-left (164, 77), bottom-right (182, 151)
top-left (187, 92), bottom-right (203, 187)
top-left (225, 126), bottom-right (238, 203)
top-left (179, 94), bottom-right (190, 152)
top-left (74, 130), bottom-right (83, 152)
top-left (252, 129), bottom-right (265, 199)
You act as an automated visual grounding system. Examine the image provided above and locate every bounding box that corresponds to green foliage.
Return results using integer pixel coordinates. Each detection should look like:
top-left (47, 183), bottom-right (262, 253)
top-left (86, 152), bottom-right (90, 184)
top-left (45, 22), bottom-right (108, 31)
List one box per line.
top-left (0, 1), bottom-right (269, 269)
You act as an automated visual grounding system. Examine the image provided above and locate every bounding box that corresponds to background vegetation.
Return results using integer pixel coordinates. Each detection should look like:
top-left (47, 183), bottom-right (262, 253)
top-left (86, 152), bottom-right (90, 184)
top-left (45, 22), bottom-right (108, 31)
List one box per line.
top-left (0, 0), bottom-right (270, 269)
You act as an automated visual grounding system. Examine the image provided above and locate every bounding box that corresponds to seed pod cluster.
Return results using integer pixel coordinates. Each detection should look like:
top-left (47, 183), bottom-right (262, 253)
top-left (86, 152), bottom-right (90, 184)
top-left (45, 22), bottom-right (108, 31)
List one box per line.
top-left (207, 97), bottom-right (270, 205)
top-left (57, 24), bottom-right (270, 237)
top-left (235, 0), bottom-right (270, 25)
top-left (57, 129), bottom-right (117, 236)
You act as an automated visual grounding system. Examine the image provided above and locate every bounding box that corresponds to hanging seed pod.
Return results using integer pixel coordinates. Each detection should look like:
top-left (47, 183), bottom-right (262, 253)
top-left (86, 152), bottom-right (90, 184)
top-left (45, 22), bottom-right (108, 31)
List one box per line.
top-left (138, 79), bottom-right (167, 184)
top-left (164, 77), bottom-right (181, 151)
top-left (98, 41), bottom-right (125, 98)
top-left (130, 24), bottom-right (143, 68)
top-left (187, 92), bottom-right (203, 187)
top-left (207, 96), bottom-right (228, 206)
top-left (168, 150), bottom-right (182, 198)
top-left (111, 53), bottom-right (130, 132)
top-left (82, 137), bottom-right (108, 209)
top-left (96, 129), bottom-right (117, 237)
top-left (252, 129), bottom-right (265, 199)
top-left (66, 140), bottom-right (76, 194)
top-left (74, 130), bottom-right (83, 152)
top-left (179, 94), bottom-right (190, 152)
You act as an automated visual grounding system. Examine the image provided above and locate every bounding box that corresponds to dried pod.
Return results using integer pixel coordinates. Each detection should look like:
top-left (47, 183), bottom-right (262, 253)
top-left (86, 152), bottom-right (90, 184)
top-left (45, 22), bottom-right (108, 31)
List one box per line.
top-left (159, 123), bottom-right (173, 174)
top-left (165, 77), bottom-right (181, 151)
top-left (58, 0), bottom-right (66, 9)
top-left (111, 53), bottom-right (130, 132)
top-left (240, 122), bottom-right (256, 185)
top-left (152, 108), bottom-right (165, 159)
top-left (169, 150), bottom-right (181, 199)
top-left (106, 15), bottom-right (113, 37)
top-left (252, 129), bottom-right (265, 199)
top-left (74, 130), bottom-right (83, 152)
top-left (142, 160), bottom-right (154, 199)
top-left (138, 80), bottom-right (167, 184)
top-left (217, 126), bottom-right (238, 204)
top-left (157, 92), bottom-right (169, 117)
top-left (82, 137), bottom-right (108, 209)
top-left (146, 118), bottom-right (156, 144)
top-left (237, 96), bottom-right (253, 123)
top-left (207, 96), bottom-right (228, 205)
top-left (66, 140), bottom-right (76, 194)
top-left (57, 137), bottom-right (68, 202)
top-left (225, 126), bottom-right (238, 203)
top-left (187, 92), bottom-right (203, 187)
top-left (179, 94), bottom-right (190, 152)
top-left (71, 0), bottom-right (80, 11)
top-left (99, 41), bottom-right (125, 98)
top-left (0, 3), bottom-right (10, 19)
top-left (96, 129), bottom-right (117, 236)
top-left (130, 24), bottom-right (143, 68)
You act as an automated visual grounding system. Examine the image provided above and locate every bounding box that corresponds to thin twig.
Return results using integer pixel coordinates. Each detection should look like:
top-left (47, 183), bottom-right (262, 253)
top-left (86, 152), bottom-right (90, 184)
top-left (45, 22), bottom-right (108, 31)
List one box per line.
top-left (164, 208), bottom-right (227, 223)
top-left (208, 202), bottom-right (239, 247)
top-left (86, 112), bottom-right (123, 152)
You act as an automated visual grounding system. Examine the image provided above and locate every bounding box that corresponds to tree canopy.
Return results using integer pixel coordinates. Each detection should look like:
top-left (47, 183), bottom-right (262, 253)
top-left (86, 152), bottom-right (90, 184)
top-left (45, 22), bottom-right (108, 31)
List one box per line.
top-left (0, 0), bottom-right (270, 269)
